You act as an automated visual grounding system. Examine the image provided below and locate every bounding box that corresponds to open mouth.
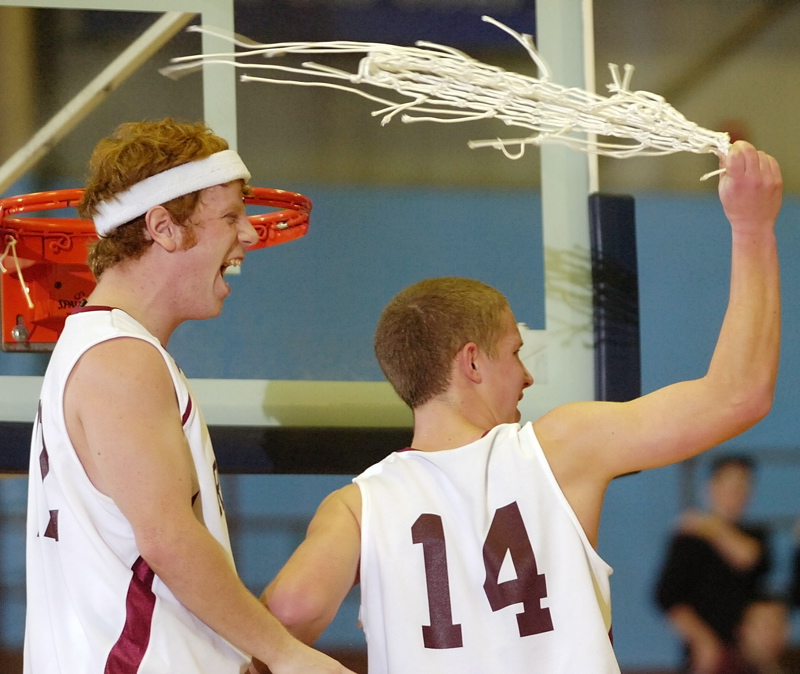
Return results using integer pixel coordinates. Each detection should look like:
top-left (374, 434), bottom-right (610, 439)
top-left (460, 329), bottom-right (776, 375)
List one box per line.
top-left (221, 258), bottom-right (242, 276)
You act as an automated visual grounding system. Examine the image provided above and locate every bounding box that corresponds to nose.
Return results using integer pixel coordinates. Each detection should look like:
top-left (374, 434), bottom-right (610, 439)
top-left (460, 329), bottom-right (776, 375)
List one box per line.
top-left (238, 213), bottom-right (258, 249)
top-left (523, 365), bottom-right (534, 388)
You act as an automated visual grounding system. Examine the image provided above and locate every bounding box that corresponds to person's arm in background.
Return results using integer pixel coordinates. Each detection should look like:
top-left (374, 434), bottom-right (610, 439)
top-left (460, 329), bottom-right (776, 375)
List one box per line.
top-left (680, 510), bottom-right (765, 571)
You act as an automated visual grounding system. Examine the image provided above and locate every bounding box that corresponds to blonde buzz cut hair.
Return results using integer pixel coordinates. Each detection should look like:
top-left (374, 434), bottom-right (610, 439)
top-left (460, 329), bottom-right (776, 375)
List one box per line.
top-left (374, 277), bottom-right (510, 409)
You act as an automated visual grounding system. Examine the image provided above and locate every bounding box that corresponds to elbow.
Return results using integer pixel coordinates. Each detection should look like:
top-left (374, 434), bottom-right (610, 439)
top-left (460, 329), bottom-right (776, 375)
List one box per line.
top-left (753, 392), bottom-right (774, 424)
top-left (265, 583), bottom-right (331, 643)
top-left (135, 532), bottom-right (178, 577)
top-left (729, 551), bottom-right (762, 572)
top-left (267, 586), bottom-right (314, 629)
top-left (718, 379), bottom-right (775, 435)
top-left (133, 518), bottom-right (200, 579)
top-left (736, 384), bottom-right (774, 428)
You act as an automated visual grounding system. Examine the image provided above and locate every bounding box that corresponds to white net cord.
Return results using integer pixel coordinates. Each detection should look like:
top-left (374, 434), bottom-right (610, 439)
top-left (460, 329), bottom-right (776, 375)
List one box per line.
top-left (0, 236), bottom-right (34, 309)
top-left (162, 16), bottom-right (730, 176)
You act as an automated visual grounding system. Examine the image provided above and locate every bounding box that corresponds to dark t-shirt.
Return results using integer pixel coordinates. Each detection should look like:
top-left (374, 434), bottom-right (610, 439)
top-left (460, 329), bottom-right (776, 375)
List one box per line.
top-left (654, 523), bottom-right (771, 643)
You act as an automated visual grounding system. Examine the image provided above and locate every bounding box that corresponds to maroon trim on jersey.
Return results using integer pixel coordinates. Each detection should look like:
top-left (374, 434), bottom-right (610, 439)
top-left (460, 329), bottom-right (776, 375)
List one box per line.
top-left (71, 305), bottom-right (115, 315)
top-left (104, 556), bottom-right (156, 673)
top-left (43, 510), bottom-right (59, 541)
top-left (39, 447), bottom-right (49, 480)
top-left (181, 396), bottom-right (193, 426)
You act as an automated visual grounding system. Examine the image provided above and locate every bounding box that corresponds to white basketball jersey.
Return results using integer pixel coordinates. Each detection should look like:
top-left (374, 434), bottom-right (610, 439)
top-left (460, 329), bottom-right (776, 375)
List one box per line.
top-left (354, 423), bottom-right (620, 674)
top-left (25, 307), bottom-right (248, 674)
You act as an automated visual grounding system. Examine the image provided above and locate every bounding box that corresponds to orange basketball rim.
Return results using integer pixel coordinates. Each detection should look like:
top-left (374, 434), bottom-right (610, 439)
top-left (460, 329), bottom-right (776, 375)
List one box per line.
top-left (0, 187), bottom-right (311, 352)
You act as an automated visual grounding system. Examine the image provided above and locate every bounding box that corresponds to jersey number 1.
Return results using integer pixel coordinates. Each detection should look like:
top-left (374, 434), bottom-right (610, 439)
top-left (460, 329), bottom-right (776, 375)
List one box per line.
top-left (411, 501), bottom-right (554, 649)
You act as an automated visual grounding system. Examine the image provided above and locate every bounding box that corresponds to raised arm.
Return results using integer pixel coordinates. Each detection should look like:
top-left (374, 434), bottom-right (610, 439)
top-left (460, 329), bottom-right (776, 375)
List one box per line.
top-left (536, 141), bottom-right (782, 541)
top-left (67, 338), bottom-right (355, 674)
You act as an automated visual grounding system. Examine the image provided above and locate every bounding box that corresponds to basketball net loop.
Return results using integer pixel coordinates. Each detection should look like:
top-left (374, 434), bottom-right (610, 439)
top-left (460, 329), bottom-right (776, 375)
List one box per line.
top-left (162, 15), bottom-right (730, 178)
top-left (0, 236), bottom-right (34, 309)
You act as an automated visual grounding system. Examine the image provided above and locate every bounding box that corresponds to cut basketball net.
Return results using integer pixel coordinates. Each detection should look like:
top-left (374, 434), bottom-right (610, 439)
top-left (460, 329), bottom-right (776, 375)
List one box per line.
top-left (162, 16), bottom-right (729, 180)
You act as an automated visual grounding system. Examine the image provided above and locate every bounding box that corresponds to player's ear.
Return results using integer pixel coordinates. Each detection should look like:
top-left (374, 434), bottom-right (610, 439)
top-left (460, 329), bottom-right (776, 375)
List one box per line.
top-left (455, 342), bottom-right (482, 384)
top-left (145, 205), bottom-right (180, 252)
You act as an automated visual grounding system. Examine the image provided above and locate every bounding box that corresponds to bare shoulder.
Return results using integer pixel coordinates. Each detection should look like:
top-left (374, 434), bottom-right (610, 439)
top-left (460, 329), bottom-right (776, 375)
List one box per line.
top-left (313, 483), bottom-right (363, 529)
top-left (533, 400), bottom-right (610, 460)
top-left (69, 337), bottom-right (174, 405)
top-left (65, 337), bottom-right (188, 499)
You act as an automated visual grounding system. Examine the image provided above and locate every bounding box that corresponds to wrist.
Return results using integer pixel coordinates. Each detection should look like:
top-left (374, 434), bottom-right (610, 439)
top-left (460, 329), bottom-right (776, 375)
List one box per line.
top-left (260, 630), bottom-right (314, 673)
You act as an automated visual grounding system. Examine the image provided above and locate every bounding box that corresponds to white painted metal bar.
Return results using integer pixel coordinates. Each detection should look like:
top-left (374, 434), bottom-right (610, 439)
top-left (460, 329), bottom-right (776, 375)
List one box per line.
top-left (520, 0), bottom-right (597, 421)
top-left (582, 0), bottom-right (599, 194)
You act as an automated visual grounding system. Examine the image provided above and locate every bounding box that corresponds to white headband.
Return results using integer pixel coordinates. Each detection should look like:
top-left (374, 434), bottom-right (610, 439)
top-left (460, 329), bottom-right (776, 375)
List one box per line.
top-left (93, 149), bottom-right (251, 236)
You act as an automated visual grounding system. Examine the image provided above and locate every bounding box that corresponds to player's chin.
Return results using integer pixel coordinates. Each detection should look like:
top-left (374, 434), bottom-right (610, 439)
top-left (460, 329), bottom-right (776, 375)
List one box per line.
top-left (197, 289), bottom-right (228, 320)
top-left (210, 276), bottom-right (232, 306)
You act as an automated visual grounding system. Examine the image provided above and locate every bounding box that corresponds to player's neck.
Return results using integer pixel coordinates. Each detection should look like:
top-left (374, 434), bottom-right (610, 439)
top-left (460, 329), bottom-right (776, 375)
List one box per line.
top-left (85, 263), bottom-right (180, 346)
top-left (410, 398), bottom-right (490, 452)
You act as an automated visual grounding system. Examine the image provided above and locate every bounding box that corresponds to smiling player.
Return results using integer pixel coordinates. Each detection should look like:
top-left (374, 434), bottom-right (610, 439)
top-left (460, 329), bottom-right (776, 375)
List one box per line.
top-left (24, 118), bottom-right (355, 674)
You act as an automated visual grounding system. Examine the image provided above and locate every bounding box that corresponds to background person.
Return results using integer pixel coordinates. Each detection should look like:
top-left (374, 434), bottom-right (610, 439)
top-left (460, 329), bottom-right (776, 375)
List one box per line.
top-left (655, 455), bottom-right (771, 673)
top-left (714, 594), bottom-right (796, 674)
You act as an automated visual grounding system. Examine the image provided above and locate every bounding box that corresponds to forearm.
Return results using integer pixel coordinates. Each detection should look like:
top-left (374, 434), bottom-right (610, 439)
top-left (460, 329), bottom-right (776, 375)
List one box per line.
top-left (140, 521), bottom-right (301, 669)
top-left (260, 487), bottom-right (362, 648)
top-left (262, 581), bottom-right (333, 646)
top-left (697, 516), bottom-right (764, 570)
top-left (705, 229), bottom-right (780, 431)
top-left (618, 230), bottom-right (779, 466)
top-left (668, 605), bottom-right (725, 674)
top-left (667, 604), bottom-right (718, 643)
top-left (706, 143), bottom-right (782, 429)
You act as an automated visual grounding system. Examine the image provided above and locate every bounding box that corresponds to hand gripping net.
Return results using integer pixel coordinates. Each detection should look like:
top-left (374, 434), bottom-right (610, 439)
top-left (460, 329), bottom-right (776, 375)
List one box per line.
top-left (162, 16), bottom-right (730, 172)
